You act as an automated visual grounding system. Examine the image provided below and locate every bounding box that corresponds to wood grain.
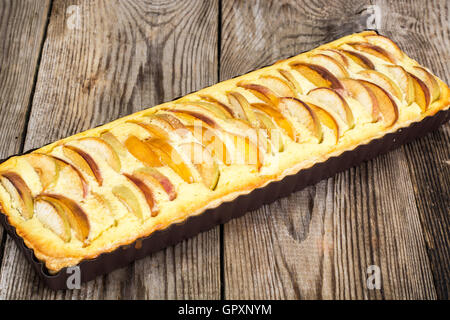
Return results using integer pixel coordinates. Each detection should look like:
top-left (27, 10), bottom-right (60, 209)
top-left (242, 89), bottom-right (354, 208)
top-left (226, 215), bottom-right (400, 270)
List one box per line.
top-left (220, 0), bottom-right (442, 299)
top-left (0, 0), bottom-right (220, 299)
top-left (0, 0), bottom-right (51, 283)
top-left (0, 0), bottom-right (448, 299)
top-left (373, 0), bottom-right (450, 299)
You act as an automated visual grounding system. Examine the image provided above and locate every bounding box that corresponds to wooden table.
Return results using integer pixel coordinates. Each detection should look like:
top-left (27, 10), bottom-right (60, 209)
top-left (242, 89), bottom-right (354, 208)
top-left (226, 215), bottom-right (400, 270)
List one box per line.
top-left (0, 0), bottom-right (448, 300)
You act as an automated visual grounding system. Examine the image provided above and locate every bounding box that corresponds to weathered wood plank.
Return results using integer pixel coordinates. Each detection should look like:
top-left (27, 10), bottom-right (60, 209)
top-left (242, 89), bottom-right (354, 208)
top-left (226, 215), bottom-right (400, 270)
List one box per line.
top-left (373, 0), bottom-right (450, 299)
top-left (221, 0), bottom-right (439, 299)
top-left (0, 0), bottom-right (220, 299)
top-left (0, 0), bottom-right (51, 280)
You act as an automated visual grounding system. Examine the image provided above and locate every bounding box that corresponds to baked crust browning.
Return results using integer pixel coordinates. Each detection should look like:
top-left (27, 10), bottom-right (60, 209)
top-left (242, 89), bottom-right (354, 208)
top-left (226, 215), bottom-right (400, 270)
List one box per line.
top-left (0, 31), bottom-right (449, 273)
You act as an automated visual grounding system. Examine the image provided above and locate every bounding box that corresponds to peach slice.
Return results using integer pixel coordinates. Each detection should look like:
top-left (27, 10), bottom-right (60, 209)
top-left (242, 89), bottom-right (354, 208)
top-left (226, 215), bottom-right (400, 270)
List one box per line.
top-left (34, 198), bottom-right (71, 242)
top-left (251, 103), bottom-right (297, 142)
top-left (277, 69), bottom-right (303, 95)
top-left (37, 194), bottom-right (90, 243)
top-left (134, 167), bottom-right (177, 201)
top-left (259, 75), bottom-right (296, 97)
top-left (411, 66), bottom-right (440, 102)
top-left (278, 97), bottom-right (322, 142)
top-left (237, 82), bottom-right (279, 106)
top-left (24, 153), bottom-right (60, 190)
top-left (179, 142), bottom-right (220, 190)
top-left (77, 137), bottom-right (121, 172)
top-left (339, 49), bottom-right (375, 69)
top-left (124, 173), bottom-right (158, 216)
top-left (125, 135), bottom-right (163, 167)
top-left (227, 91), bottom-right (260, 127)
top-left (112, 185), bottom-right (144, 222)
top-left (347, 42), bottom-right (395, 63)
top-left (0, 172), bottom-right (34, 219)
top-left (308, 104), bottom-right (340, 144)
top-left (146, 138), bottom-right (195, 184)
top-left (62, 145), bottom-right (103, 186)
top-left (289, 62), bottom-right (342, 89)
top-left (358, 69), bottom-right (402, 100)
top-left (309, 54), bottom-right (349, 78)
top-left (318, 49), bottom-right (349, 67)
top-left (364, 34), bottom-right (404, 61)
top-left (384, 65), bottom-right (415, 105)
top-left (307, 87), bottom-right (355, 129)
top-left (409, 73), bottom-right (430, 112)
top-left (359, 80), bottom-right (399, 127)
top-left (254, 109), bottom-right (284, 152)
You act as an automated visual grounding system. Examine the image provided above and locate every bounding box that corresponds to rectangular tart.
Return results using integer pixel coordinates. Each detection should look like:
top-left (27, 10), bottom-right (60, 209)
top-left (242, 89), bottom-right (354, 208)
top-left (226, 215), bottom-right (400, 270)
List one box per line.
top-left (0, 31), bottom-right (449, 275)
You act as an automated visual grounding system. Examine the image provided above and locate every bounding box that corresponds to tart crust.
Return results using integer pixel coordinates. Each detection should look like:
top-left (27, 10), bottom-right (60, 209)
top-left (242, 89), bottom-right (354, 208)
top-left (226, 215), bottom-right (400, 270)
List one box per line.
top-left (0, 31), bottom-right (449, 273)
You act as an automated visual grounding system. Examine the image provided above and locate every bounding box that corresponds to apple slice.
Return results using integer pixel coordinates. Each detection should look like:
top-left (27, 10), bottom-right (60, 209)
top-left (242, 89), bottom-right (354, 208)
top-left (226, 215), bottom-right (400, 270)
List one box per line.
top-left (100, 131), bottom-right (128, 158)
top-left (384, 65), bottom-right (415, 105)
top-left (134, 167), bottom-right (177, 201)
top-left (51, 156), bottom-right (88, 199)
top-left (91, 191), bottom-right (117, 225)
top-left (308, 87), bottom-right (355, 129)
top-left (278, 97), bottom-right (322, 142)
top-left (126, 120), bottom-right (167, 139)
top-left (185, 124), bottom-right (231, 165)
top-left (179, 142), bottom-right (220, 190)
top-left (0, 172), bottom-right (34, 219)
top-left (24, 153), bottom-right (60, 190)
top-left (112, 185), bottom-right (144, 222)
top-left (289, 62), bottom-right (342, 89)
top-left (166, 109), bottom-right (218, 128)
top-left (34, 198), bottom-right (71, 242)
top-left (409, 73), bottom-right (430, 112)
top-left (318, 49), bottom-right (349, 67)
top-left (309, 54), bottom-right (349, 78)
top-left (62, 145), bottom-right (103, 186)
top-left (198, 94), bottom-right (235, 117)
top-left (37, 194), bottom-right (90, 243)
top-left (125, 135), bottom-right (163, 167)
top-left (308, 104), bottom-right (340, 144)
top-left (174, 101), bottom-right (232, 119)
top-left (340, 78), bottom-right (380, 122)
top-left (364, 34), bottom-right (404, 61)
top-left (251, 103), bottom-right (297, 142)
top-left (339, 49), bottom-right (375, 69)
top-left (411, 66), bottom-right (440, 102)
top-left (124, 173), bottom-right (158, 216)
top-left (77, 137), bottom-right (121, 172)
top-left (359, 80), bottom-right (399, 127)
top-left (227, 91), bottom-right (260, 127)
top-left (277, 69), bottom-right (303, 95)
top-left (145, 138), bottom-right (195, 183)
top-left (237, 83), bottom-right (279, 106)
top-left (347, 42), bottom-right (395, 63)
top-left (254, 109), bottom-right (284, 152)
top-left (358, 69), bottom-right (402, 100)
top-left (259, 75), bottom-right (296, 97)
top-left (154, 112), bottom-right (187, 130)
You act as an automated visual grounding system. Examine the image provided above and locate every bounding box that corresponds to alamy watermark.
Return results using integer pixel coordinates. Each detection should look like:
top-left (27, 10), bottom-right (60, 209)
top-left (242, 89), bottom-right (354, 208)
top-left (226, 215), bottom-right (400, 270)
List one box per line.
top-left (366, 265), bottom-right (381, 290)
